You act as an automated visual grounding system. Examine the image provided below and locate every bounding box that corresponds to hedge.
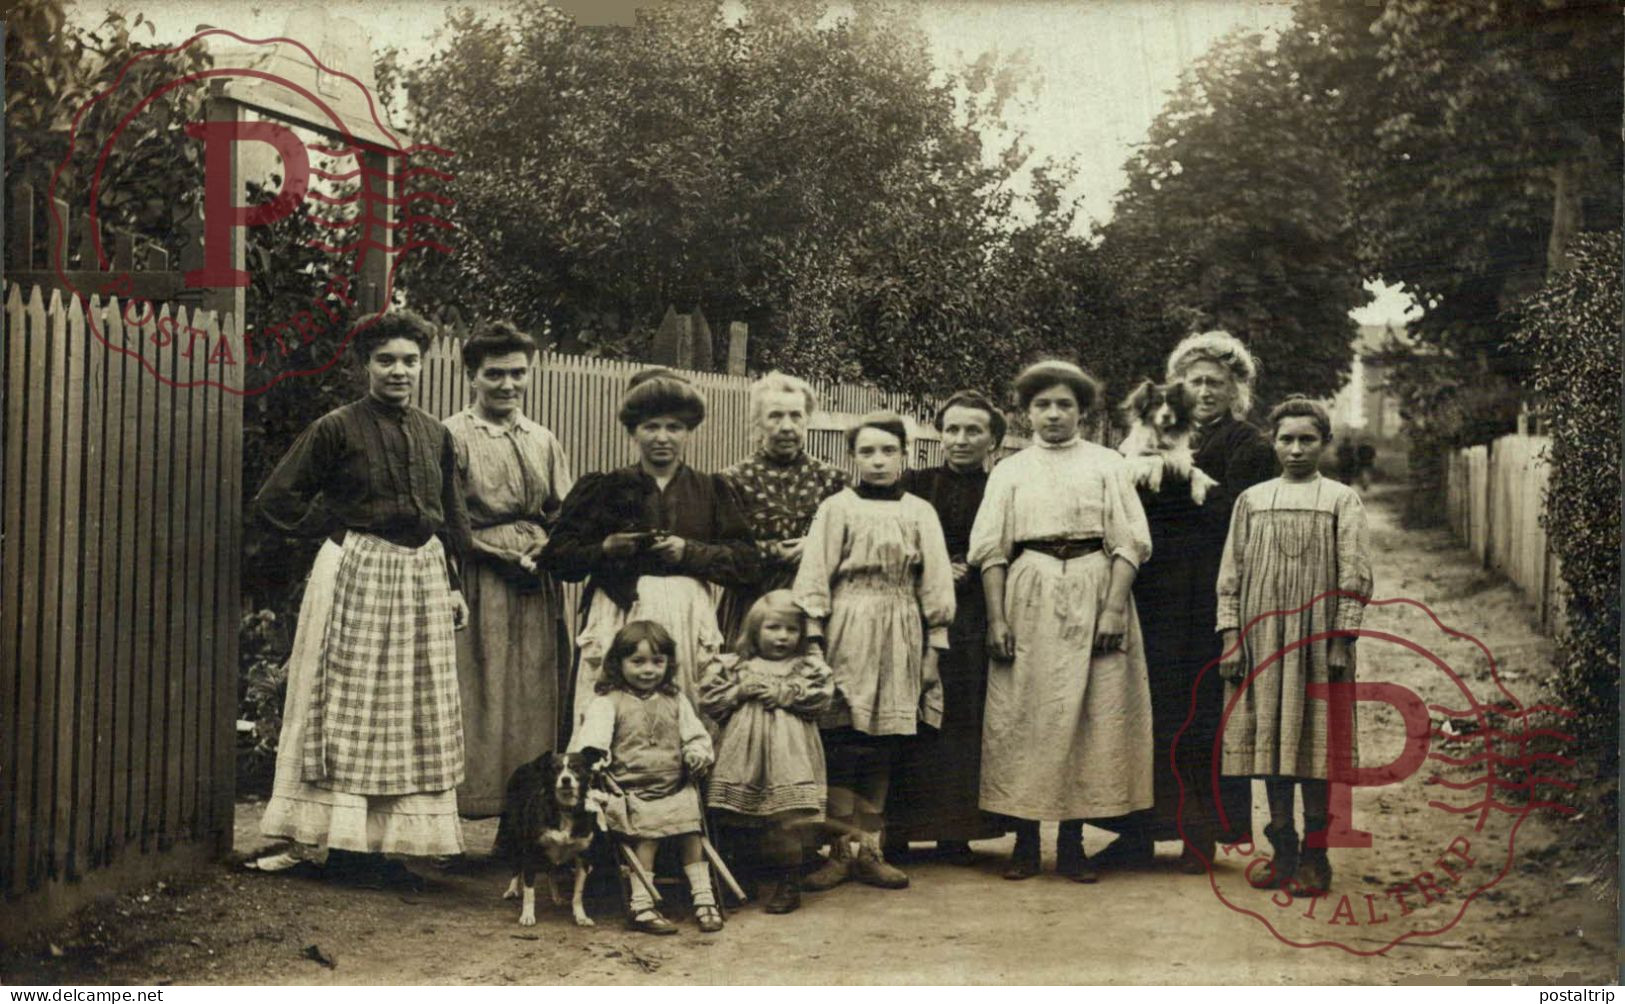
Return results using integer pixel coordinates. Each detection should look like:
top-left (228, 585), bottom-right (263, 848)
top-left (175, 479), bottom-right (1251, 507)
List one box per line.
top-left (1510, 231), bottom-right (1621, 773)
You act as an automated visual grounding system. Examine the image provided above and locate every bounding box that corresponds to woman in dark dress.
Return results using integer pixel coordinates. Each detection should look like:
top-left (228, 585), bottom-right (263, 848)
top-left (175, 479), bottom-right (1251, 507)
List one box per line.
top-left (1097, 330), bottom-right (1277, 872)
top-left (887, 391), bottom-right (1009, 862)
top-left (542, 368), bottom-right (759, 731)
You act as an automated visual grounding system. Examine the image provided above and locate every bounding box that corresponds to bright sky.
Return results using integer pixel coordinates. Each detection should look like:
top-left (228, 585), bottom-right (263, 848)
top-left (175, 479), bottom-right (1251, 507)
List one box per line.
top-left (67, 0), bottom-right (1416, 323)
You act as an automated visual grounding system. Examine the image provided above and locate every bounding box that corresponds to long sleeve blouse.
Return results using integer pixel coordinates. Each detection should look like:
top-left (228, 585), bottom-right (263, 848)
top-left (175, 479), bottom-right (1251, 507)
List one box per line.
top-left (792, 488), bottom-right (957, 650)
top-left (540, 463), bottom-right (759, 610)
top-left (967, 437), bottom-right (1152, 572)
top-left (253, 396), bottom-right (472, 587)
top-left (697, 653), bottom-right (835, 723)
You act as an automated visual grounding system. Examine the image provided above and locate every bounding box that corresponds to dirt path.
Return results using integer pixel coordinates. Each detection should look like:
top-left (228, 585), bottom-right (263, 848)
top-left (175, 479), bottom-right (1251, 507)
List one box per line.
top-left (5, 490), bottom-right (1616, 985)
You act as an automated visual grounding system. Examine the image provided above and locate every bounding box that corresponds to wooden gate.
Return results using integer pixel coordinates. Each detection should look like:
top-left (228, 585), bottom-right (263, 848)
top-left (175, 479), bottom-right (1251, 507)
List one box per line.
top-left (1, 283), bottom-right (243, 939)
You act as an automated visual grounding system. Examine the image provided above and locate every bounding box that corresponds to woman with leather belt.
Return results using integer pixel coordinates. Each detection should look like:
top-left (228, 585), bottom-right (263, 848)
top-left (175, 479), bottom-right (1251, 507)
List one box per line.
top-left (969, 361), bottom-right (1155, 882)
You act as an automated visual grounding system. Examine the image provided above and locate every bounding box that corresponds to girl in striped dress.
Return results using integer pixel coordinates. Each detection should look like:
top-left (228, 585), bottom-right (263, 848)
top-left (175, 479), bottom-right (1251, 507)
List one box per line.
top-left (1217, 396), bottom-right (1372, 898)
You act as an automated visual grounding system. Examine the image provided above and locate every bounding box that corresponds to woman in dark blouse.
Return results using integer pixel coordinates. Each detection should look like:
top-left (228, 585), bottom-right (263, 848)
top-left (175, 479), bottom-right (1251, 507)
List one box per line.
top-left (1097, 330), bottom-right (1277, 873)
top-left (887, 391), bottom-right (1009, 862)
top-left (543, 368), bottom-right (758, 730)
top-left (248, 311), bottom-right (473, 877)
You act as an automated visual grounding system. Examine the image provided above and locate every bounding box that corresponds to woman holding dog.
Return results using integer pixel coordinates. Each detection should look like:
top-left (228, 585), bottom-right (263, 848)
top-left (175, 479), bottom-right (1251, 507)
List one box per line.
top-left (1093, 330), bottom-right (1277, 873)
top-left (970, 360), bottom-right (1154, 882)
top-left (444, 322), bottom-right (575, 819)
top-left (248, 311), bottom-right (473, 880)
top-left (543, 368), bottom-right (758, 731)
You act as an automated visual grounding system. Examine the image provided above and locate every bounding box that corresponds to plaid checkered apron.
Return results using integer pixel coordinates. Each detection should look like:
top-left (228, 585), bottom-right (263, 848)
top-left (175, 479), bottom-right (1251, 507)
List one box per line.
top-left (301, 533), bottom-right (464, 795)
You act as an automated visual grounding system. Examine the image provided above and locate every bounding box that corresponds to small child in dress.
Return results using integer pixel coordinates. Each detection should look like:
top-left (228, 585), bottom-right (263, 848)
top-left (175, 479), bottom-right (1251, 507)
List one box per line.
top-left (569, 620), bottom-right (720, 935)
top-left (1216, 395), bottom-right (1373, 898)
top-left (699, 590), bottom-right (834, 915)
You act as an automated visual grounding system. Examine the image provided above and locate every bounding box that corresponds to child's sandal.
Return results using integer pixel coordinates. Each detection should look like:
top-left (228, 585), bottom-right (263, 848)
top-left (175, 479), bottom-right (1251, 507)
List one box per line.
top-left (694, 903), bottom-right (725, 933)
top-left (630, 909), bottom-right (677, 936)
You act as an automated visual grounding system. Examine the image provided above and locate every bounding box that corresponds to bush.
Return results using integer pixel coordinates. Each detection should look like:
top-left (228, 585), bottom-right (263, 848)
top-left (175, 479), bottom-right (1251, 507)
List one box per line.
top-left (1509, 231), bottom-right (1622, 799)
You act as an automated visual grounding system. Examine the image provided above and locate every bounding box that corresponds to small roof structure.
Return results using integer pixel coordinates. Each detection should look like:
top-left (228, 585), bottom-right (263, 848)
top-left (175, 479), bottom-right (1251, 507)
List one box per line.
top-left (198, 8), bottom-right (406, 149)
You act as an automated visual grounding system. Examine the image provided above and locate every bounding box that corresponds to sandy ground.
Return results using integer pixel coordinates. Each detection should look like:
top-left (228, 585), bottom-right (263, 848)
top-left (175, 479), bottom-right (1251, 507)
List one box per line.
top-left (4, 488), bottom-right (1618, 985)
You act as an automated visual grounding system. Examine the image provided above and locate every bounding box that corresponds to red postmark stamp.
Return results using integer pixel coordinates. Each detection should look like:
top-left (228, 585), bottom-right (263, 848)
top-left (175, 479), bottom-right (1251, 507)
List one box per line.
top-left (1175, 591), bottom-right (1578, 956)
top-left (51, 25), bottom-right (454, 395)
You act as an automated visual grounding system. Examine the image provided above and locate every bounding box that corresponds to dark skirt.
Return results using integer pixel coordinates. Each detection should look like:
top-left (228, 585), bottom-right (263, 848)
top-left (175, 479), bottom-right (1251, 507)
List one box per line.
top-left (1098, 488), bottom-right (1251, 845)
top-left (885, 584), bottom-right (1006, 843)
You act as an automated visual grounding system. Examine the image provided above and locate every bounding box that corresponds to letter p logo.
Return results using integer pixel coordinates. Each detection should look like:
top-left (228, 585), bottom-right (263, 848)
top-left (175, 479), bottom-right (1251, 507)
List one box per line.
top-left (1304, 681), bottom-right (1432, 849)
top-left (184, 121), bottom-right (311, 287)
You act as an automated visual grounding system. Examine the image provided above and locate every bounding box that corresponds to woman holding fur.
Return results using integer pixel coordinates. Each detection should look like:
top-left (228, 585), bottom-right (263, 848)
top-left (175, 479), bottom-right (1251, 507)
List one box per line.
top-left (542, 368), bottom-right (757, 730)
top-left (971, 361), bottom-right (1154, 882)
top-left (699, 590), bottom-right (834, 914)
top-left (793, 411), bottom-right (955, 892)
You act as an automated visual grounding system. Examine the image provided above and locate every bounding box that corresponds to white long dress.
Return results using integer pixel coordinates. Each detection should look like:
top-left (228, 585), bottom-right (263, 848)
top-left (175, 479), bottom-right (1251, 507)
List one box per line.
top-left (968, 437), bottom-right (1155, 821)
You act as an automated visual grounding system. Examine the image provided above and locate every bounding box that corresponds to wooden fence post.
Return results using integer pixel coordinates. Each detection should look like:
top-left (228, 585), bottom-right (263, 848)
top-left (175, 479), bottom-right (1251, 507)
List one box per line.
top-left (727, 322), bottom-right (748, 376)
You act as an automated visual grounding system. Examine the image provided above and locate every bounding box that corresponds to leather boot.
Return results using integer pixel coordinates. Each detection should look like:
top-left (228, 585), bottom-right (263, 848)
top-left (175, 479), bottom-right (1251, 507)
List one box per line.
top-left (1294, 844), bottom-right (1332, 897)
top-left (764, 870), bottom-right (802, 914)
top-left (1248, 822), bottom-right (1299, 890)
top-left (1004, 822), bottom-right (1041, 880)
top-left (1055, 820), bottom-right (1098, 883)
top-left (853, 833), bottom-right (909, 889)
top-left (803, 837), bottom-right (853, 892)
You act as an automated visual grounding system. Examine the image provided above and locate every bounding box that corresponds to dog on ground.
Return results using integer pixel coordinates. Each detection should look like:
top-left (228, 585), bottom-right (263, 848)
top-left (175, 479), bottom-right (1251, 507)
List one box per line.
top-left (1117, 379), bottom-right (1220, 505)
top-left (495, 750), bottom-right (606, 927)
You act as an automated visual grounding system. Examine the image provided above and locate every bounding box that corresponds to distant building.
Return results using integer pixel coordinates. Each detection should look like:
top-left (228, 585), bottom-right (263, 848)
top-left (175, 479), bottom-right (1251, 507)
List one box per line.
top-left (1328, 324), bottom-right (1408, 445)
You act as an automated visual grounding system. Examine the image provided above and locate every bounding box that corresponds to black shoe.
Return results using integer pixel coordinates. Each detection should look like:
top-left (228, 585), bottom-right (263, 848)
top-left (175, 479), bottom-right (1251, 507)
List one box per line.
top-left (1055, 831), bottom-right (1098, 884)
top-left (1004, 826), bottom-right (1041, 881)
top-left (1093, 834), bottom-right (1154, 870)
top-left (629, 909), bottom-right (678, 935)
top-left (764, 872), bottom-right (802, 914)
top-left (1293, 847), bottom-right (1331, 897)
top-left (1248, 823), bottom-right (1299, 891)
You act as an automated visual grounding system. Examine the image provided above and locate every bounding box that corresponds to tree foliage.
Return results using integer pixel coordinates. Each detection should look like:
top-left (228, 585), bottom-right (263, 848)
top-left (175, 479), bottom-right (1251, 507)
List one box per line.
top-left (387, 0), bottom-right (1130, 401)
top-left (1097, 30), bottom-right (1369, 409)
top-left (1508, 232), bottom-right (1621, 773)
top-left (5, 0), bottom-right (210, 259)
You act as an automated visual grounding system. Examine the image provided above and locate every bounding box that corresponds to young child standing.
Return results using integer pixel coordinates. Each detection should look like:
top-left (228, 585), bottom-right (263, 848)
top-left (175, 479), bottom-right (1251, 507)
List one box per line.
top-left (570, 620), bottom-right (721, 935)
top-left (699, 590), bottom-right (834, 915)
top-left (1217, 396), bottom-right (1372, 897)
top-left (792, 410), bottom-right (955, 892)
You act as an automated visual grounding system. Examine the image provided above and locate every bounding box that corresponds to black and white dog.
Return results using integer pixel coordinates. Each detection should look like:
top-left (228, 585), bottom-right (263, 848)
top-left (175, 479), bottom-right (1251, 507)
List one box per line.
top-left (494, 750), bottom-right (606, 927)
top-left (1117, 378), bottom-right (1219, 505)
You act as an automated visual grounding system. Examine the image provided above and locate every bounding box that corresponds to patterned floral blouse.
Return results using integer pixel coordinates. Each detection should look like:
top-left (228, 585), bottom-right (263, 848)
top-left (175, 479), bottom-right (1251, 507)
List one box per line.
top-left (720, 450), bottom-right (849, 564)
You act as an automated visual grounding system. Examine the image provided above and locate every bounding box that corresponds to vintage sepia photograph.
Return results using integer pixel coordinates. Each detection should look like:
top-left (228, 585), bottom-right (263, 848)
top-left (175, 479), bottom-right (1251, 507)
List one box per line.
top-left (2, 0), bottom-right (1620, 988)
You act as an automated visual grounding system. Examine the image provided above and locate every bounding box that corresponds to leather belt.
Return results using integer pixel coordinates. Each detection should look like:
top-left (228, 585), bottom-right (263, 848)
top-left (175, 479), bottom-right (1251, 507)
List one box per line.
top-left (1015, 538), bottom-right (1104, 561)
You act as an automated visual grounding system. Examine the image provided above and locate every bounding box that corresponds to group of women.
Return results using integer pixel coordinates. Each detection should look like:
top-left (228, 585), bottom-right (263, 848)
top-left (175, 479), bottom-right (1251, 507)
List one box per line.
top-left (247, 310), bottom-right (1365, 916)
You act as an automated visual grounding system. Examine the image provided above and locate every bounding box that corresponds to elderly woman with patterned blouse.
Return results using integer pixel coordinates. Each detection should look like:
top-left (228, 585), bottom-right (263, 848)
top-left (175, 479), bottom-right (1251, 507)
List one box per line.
top-left (247, 311), bottom-right (473, 881)
top-left (717, 371), bottom-right (848, 648)
top-left (970, 361), bottom-right (1154, 883)
top-left (443, 322), bottom-right (574, 819)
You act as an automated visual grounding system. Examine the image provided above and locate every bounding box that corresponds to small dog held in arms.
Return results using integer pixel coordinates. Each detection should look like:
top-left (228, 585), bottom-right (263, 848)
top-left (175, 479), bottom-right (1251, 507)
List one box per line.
top-left (1116, 379), bottom-right (1220, 505)
top-left (495, 750), bottom-right (608, 927)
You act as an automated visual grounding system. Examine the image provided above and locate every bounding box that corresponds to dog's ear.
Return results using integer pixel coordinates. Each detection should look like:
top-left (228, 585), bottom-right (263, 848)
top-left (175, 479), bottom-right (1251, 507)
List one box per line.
top-left (538, 750), bottom-right (557, 776)
top-left (580, 747), bottom-right (607, 772)
top-left (1120, 379), bottom-right (1153, 420)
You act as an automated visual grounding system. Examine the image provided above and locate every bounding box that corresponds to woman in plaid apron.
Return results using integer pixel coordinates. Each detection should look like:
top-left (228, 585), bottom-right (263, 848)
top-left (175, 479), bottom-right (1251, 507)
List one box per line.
top-left (246, 311), bottom-right (474, 881)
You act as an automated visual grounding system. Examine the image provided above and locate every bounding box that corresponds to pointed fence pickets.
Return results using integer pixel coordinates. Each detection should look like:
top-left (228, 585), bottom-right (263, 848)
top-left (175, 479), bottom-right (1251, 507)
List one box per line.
top-left (1, 282), bottom-right (242, 936)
